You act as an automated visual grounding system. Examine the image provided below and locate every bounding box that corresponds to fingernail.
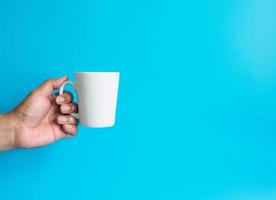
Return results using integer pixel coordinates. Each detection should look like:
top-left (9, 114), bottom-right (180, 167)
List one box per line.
top-left (59, 116), bottom-right (67, 122)
top-left (63, 105), bottom-right (70, 111)
top-left (57, 96), bottom-right (65, 103)
top-left (65, 124), bottom-right (73, 129)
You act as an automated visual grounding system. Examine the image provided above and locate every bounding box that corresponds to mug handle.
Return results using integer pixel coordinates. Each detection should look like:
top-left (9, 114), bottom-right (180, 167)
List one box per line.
top-left (59, 81), bottom-right (80, 119)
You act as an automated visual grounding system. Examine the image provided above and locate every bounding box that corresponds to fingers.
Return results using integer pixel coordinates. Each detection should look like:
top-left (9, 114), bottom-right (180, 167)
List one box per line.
top-left (56, 91), bottom-right (73, 105)
top-left (62, 124), bottom-right (78, 136)
top-left (57, 115), bottom-right (77, 125)
top-left (35, 76), bottom-right (68, 97)
top-left (60, 103), bottom-right (78, 114)
top-left (53, 85), bottom-right (78, 137)
top-left (56, 115), bottom-right (78, 136)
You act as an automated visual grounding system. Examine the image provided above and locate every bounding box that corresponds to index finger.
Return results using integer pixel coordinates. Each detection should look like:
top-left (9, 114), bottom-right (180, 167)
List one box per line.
top-left (35, 76), bottom-right (68, 97)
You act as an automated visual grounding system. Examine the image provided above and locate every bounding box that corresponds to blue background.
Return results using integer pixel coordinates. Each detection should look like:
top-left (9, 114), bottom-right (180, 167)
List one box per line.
top-left (1, 0), bottom-right (276, 199)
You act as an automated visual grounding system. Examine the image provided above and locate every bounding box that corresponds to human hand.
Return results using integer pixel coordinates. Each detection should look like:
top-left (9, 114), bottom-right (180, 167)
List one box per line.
top-left (0, 76), bottom-right (78, 151)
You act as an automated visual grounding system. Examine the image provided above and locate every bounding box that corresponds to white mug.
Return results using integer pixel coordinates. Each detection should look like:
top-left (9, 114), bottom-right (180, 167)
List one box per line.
top-left (59, 72), bottom-right (120, 128)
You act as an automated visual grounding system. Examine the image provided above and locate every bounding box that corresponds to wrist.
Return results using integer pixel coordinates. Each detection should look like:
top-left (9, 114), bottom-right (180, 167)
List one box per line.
top-left (0, 112), bottom-right (17, 151)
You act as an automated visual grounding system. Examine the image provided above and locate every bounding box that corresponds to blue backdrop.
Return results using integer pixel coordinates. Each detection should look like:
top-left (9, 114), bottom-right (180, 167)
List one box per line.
top-left (1, 0), bottom-right (276, 199)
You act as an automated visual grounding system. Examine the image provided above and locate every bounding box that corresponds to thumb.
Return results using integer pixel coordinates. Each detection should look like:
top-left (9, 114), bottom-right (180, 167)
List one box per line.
top-left (35, 76), bottom-right (68, 97)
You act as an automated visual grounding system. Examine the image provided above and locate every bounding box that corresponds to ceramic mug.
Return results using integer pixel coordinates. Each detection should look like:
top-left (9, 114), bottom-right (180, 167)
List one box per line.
top-left (59, 72), bottom-right (120, 128)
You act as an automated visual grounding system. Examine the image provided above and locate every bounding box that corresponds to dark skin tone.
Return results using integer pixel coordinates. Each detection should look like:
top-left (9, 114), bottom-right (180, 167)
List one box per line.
top-left (0, 76), bottom-right (78, 151)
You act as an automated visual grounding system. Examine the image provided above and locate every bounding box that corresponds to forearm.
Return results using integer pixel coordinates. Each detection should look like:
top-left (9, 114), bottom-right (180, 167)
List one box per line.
top-left (0, 113), bottom-right (16, 151)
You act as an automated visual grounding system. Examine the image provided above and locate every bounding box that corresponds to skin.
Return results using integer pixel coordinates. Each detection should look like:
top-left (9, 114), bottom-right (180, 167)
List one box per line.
top-left (0, 76), bottom-right (78, 151)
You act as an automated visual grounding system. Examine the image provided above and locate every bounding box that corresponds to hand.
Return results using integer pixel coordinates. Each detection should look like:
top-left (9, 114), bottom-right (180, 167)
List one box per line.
top-left (0, 76), bottom-right (78, 151)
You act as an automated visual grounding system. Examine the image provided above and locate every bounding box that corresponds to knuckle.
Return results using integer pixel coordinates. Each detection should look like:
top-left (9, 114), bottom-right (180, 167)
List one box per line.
top-left (45, 79), bottom-right (53, 84)
top-left (63, 92), bottom-right (73, 101)
top-left (63, 125), bottom-right (77, 135)
top-left (68, 103), bottom-right (74, 109)
top-left (69, 116), bottom-right (75, 123)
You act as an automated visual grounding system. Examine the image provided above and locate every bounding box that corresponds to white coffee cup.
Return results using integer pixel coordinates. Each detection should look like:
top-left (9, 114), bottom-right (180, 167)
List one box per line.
top-left (59, 72), bottom-right (120, 128)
